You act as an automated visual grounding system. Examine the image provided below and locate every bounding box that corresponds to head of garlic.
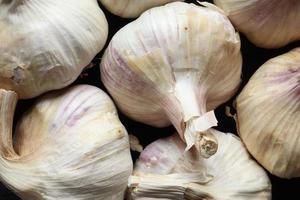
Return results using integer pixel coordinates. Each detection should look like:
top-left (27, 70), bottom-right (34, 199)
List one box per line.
top-left (214, 0), bottom-right (300, 48)
top-left (128, 129), bottom-right (271, 199)
top-left (101, 2), bottom-right (242, 158)
top-left (0, 85), bottom-right (133, 200)
top-left (99, 0), bottom-right (183, 18)
top-left (236, 48), bottom-right (300, 178)
top-left (0, 0), bottom-right (108, 99)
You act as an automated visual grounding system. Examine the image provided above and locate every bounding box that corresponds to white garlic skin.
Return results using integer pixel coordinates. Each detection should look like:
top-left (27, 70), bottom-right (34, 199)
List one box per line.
top-left (101, 2), bottom-right (241, 150)
top-left (0, 0), bottom-right (108, 99)
top-left (236, 48), bottom-right (300, 178)
top-left (99, 0), bottom-right (183, 18)
top-left (214, 0), bottom-right (300, 48)
top-left (0, 85), bottom-right (133, 200)
top-left (129, 130), bottom-right (271, 200)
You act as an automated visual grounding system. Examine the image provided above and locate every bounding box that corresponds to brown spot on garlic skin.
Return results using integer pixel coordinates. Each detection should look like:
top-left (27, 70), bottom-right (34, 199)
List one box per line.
top-left (12, 65), bottom-right (26, 84)
top-left (115, 128), bottom-right (125, 139)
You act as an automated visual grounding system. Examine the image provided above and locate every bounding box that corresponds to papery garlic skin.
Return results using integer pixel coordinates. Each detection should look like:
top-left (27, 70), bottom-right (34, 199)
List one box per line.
top-left (0, 0), bottom-right (108, 99)
top-left (129, 130), bottom-right (271, 199)
top-left (101, 2), bottom-right (242, 157)
top-left (236, 48), bottom-right (300, 178)
top-left (214, 0), bottom-right (300, 48)
top-left (99, 0), bottom-right (182, 18)
top-left (0, 85), bottom-right (133, 200)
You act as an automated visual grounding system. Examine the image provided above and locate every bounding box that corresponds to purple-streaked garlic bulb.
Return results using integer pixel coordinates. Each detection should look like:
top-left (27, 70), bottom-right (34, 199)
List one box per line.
top-left (128, 130), bottom-right (271, 199)
top-left (101, 2), bottom-right (242, 158)
top-left (99, 0), bottom-right (183, 18)
top-left (236, 48), bottom-right (300, 178)
top-left (214, 0), bottom-right (300, 48)
top-left (0, 85), bottom-right (132, 199)
top-left (0, 0), bottom-right (108, 98)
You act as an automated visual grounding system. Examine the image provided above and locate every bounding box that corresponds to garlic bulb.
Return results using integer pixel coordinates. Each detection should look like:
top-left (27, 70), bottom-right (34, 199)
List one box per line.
top-left (101, 2), bottom-right (242, 158)
top-left (214, 0), bottom-right (300, 48)
top-left (0, 0), bottom-right (108, 99)
top-left (0, 85), bottom-right (133, 199)
top-left (236, 48), bottom-right (300, 178)
top-left (99, 0), bottom-right (183, 18)
top-left (128, 130), bottom-right (271, 199)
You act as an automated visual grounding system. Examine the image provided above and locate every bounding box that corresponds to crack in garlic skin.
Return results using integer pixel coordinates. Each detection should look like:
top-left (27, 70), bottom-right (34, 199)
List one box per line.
top-left (214, 0), bottom-right (300, 48)
top-left (101, 2), bottom-right (242, 155)
top-left (0, 0), bottom-right (108, 99)
top-left (0, 85), bottom-right (133, 200)
top-left (99, 0), bottom-right (183, 18)
top-left (129, 130), bottom-right (271, 199)
top-left (236, 48), bottom-right (300, 178)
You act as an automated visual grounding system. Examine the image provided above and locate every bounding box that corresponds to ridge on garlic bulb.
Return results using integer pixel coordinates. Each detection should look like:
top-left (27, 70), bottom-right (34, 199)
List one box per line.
top-left (99, 0), bottom-right (183, 18)
top-left (236, 48), bottom-right (300, 178)
top-left (0, 0), bottom-right (108, 99)
top-left (101, 2), bottom-right (242, 158)
top-left (214, 0), bottom-right (300, 48)
top-left (128, 129), bottom-right (271, 199)
top-left (0, 85), bottom-right (133, 200)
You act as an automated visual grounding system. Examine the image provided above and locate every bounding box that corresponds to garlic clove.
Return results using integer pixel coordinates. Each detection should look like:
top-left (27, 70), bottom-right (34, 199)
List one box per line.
top-left (0, 85), bottom-right (133, 199)
top-left (129, 129), bottom-right (271, 199)
top-left (99, 0), bottom-right (183, 18)
top-left (214, 0), bottom-right (300, 48)
top-left (0, 0), bottom-right (108, 99)
top-left (101, 2), bottom-right (242, 157)
top-left (236, 48), bottom-right (300, 178)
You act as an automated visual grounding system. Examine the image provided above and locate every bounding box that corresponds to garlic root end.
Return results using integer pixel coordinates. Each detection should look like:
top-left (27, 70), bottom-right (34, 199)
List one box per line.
top-left (184, 111), bottom-right (218, 158)
top-left (196, 131), bottom-right (218, 158)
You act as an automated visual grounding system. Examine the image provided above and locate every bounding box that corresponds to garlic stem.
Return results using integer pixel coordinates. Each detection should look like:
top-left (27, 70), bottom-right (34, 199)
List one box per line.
top-left (173, 73), bottom-right (218, 158)
top-left (0, 89), bottom-right (18, 159)
top-left (128, 173), bottom-right (214, 199)
top-left (0, 89), bottom-right (26, 192)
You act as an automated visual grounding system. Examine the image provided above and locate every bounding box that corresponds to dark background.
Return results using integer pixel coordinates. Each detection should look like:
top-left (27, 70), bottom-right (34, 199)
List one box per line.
top-left (1, 0), bottom-right (300, 199)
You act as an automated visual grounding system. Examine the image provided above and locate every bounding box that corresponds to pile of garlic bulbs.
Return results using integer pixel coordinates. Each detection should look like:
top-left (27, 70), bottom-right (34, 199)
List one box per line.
top-left (0, 0), bottom-right (299, 199)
